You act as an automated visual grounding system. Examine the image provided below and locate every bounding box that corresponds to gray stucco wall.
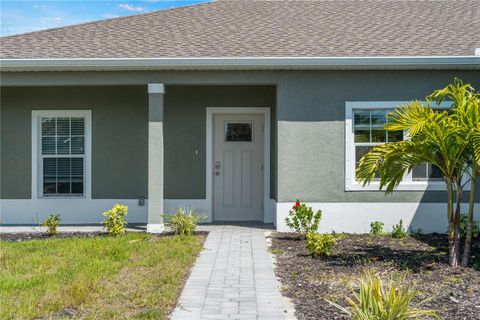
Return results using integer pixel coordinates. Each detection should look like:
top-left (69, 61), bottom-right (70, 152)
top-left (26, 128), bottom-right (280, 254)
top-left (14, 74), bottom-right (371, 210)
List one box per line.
top-left (1, 86), bottom-right (148, 199)
top-left (276, 70), bottom-right (480, 202)
top-left (0, 85), bottom-right (276, 199)
top-left (164, 85), bottom-right (276, 198)
top-left (2, 70), bottom-right (479, 204)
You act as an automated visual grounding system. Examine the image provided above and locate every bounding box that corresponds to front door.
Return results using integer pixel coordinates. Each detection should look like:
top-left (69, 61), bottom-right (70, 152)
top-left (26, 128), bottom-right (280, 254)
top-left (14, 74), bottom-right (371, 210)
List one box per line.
top-left (213, 114), bottom-right (264, 221)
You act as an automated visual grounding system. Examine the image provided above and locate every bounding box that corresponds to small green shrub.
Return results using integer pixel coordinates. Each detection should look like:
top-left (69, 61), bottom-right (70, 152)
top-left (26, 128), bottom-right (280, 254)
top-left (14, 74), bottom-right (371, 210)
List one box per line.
top-left (285, 200), bottom-right (322, 237)
top-left (164, 207), bottom-right (206, 237)
top-left (459, 214), bottom-right (480, 239)
top-left (392, 219), bottom-right (408, 238)
top-left (101, 204), bottom-right (128, 236)
top-left (305, 232), bottom-right (337, 257)
top-left (369, 221), bottom-right (384, 236)
top-left (41, 214), bottom-right (61, 236)
top-left (327, 271), bottom-right (439, 320)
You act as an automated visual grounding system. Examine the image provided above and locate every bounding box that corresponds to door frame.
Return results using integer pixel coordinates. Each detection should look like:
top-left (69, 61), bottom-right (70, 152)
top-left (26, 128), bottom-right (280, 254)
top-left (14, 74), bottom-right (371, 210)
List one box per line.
top-left (206, 107), bottom-right (271, 223)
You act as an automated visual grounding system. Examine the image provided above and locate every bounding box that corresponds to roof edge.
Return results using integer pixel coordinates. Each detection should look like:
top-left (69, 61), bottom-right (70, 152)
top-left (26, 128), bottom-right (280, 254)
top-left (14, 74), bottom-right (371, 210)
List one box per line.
top-left (1, 56), bottom-right (479, 71)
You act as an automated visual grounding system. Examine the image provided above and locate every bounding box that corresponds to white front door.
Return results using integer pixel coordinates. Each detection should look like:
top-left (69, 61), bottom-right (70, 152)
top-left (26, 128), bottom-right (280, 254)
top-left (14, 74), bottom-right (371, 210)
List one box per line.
top-left (213, 114), bottom-right (264, 221)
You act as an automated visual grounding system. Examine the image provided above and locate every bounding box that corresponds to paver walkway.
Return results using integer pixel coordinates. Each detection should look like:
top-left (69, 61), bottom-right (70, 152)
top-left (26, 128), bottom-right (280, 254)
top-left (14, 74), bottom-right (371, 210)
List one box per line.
top-left (171, 225), bottom-right (287, 320)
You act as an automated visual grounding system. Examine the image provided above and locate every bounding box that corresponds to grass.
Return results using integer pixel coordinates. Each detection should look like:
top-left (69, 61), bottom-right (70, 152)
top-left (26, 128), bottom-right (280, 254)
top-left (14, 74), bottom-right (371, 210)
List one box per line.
top-left (0, 233), bottom-right (204, 319)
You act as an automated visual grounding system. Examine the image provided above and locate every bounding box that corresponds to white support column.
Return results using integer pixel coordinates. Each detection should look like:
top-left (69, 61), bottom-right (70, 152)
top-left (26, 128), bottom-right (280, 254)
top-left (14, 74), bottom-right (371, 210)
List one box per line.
top-left (147, 83), bottom-right (165, 233)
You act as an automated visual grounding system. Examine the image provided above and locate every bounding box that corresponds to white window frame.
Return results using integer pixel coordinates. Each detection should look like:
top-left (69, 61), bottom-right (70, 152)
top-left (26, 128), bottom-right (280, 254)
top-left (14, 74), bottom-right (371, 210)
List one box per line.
top-left (345, 101), bottom-right (453, 191)
top-left (32, 110), bottom-right (92, 199)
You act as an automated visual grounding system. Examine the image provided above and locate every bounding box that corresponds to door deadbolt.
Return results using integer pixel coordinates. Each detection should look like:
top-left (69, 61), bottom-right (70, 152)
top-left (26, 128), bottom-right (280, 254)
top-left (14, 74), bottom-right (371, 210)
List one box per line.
top-left (214, 161), bottom-right (221, 176)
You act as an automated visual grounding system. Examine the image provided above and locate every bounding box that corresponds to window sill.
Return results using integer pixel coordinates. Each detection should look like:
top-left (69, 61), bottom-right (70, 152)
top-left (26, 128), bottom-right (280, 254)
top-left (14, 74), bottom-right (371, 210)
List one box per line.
top-left (345, 181), bottom-right (448, 192)
top-left (37, 195), bottom-right (87, 200)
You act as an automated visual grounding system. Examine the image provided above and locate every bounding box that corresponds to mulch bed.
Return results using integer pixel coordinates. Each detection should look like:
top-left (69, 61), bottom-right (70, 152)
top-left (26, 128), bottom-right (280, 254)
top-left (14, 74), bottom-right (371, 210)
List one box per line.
top-left (0, 230), bottom-right (209, 241)
top-left (270, 232), bottom-right (480, 320)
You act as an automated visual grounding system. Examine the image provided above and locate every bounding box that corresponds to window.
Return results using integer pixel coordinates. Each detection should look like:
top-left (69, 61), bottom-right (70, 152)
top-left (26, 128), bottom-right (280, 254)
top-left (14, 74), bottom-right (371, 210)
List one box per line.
top-left (412, 163), bottom-right (443, 181)
top-left (353, 109), bottom-right (403, 179)
top-left (225, 122), bottom-right (253, 142)
top-left (345, 102), bottom-right (449, 191)
top-left (33, 111), bottom-right (91, 198)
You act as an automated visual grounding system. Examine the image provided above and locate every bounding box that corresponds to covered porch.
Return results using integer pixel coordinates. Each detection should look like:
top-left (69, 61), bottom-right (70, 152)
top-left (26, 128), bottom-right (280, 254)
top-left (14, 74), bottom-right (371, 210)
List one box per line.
top-left (0, 82), bottom-right (277, 229)
top-left (147, 83), bottom-right (277, 232)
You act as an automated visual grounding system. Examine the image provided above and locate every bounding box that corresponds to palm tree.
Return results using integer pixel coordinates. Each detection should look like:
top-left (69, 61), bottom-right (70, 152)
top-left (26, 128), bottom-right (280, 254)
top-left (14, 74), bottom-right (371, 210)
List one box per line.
top-left (356, 79), bottom-right (479, 267)
top-left (429, 79), bottom-right (480, 267)
top-left (356, 104), bottom-right (467, 267)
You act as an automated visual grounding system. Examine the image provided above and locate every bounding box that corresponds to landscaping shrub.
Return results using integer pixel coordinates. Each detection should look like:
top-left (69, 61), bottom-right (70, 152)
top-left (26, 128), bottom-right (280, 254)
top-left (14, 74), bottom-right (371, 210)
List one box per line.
top-left (101, 204), bottom-right (128, 236)
top-left (460, 214), bottom-right (480, 239)
top-left (391, 219), bottom-right (408, 238)
top-left (305, 232), bottom-right (336, 257)
top-left (369, 221), bottom-right (384, 236)
top-left (41, 214), bottom-right (61, 236)
top-left (328, 271), bottom-right (438, 320)
top-left (164, 207), bottom-right (206, 237)
top-left (285, 200), bottom-right (322, 237)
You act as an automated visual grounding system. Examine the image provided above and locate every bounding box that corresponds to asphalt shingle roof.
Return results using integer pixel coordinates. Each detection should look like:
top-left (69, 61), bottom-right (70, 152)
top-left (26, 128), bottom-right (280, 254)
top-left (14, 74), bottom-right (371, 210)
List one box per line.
top-left (1, 0), bottom-right (479, 59)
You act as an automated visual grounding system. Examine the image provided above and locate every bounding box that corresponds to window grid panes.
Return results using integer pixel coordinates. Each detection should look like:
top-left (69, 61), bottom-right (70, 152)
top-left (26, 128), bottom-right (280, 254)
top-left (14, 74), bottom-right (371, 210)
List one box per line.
top-left (353, 109), bottom-right (442, 183)
top-left (353, 109), bottom-right (403, 179)
top-left (412, 163), bottom-right (443, 181)
top-left (41, 117), bottom-right (85, 196)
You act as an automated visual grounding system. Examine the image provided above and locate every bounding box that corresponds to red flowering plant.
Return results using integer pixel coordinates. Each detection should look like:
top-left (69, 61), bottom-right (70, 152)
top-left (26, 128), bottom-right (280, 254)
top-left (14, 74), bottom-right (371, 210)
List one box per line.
top-left (292, 201), bottom-right (301, 210)
top-left (285, 199), bottom-right (322, 238)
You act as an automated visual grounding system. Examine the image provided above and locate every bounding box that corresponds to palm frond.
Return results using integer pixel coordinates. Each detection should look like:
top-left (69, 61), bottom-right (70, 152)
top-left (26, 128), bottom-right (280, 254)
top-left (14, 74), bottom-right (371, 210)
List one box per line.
top-left (385, 101), bottom-right (436, 136)
top-left (355, 144), bottom-right (390, 186)
top-left (326, 271), bottom-right (439, 319)
top-left (472, 127), bottom-right (480, 167)
top-left (357, 79), bottom-right (477, 201)
top-left (356, 141), bottom-right (441, 193)
top-left (428, 77), bottom-right (476, 108)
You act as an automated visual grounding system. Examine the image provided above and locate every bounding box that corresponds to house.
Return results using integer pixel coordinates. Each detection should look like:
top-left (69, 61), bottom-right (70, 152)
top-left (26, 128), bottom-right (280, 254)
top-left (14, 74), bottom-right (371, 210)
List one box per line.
top-left (1, 0), bottom-right (479, 233)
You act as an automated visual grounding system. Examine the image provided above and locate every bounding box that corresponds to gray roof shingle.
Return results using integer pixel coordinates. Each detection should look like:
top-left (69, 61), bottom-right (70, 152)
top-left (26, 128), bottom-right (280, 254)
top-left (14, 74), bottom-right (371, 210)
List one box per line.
top-left (1, 0), bottom-right (479, 59)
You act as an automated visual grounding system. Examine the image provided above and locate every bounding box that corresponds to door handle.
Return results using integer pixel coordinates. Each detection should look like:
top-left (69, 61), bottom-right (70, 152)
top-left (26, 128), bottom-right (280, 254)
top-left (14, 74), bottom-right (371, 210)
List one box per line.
top-left (214, 161), bottom-right (221, 176)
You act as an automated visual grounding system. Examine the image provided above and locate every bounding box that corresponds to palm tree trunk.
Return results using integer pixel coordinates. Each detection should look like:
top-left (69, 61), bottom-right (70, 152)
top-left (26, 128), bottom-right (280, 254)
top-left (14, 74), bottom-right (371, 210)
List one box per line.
top-left (462, 168), bottom-right (478, 267)
top-left (447, 178), bottom-right (459, 267)
top-left (451, 186), bottom-right (463, 268)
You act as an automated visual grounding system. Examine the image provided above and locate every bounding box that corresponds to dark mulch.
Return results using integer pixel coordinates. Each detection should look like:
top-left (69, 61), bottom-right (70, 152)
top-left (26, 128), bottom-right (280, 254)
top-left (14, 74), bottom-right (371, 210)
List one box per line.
top-left (270, 232), bottom-right (480, 320)
top-left (0, 231), bottom-right (105, 241)
top-left (0, 230), bottom-right (209, 242)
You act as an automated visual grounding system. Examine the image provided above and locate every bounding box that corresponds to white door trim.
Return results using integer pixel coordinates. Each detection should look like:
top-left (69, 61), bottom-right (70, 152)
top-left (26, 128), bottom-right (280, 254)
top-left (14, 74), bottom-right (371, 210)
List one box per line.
top-left (206, 107), bottom-right (271, 223)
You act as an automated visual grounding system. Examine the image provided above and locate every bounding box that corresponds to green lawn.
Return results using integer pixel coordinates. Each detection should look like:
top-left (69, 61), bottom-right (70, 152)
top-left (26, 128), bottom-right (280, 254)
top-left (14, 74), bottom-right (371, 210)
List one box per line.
top-left (0, 233), bottom-right (204, 319)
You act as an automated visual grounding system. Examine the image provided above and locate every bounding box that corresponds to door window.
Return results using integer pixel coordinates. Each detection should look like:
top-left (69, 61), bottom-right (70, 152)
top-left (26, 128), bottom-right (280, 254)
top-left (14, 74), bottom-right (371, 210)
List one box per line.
top-left (224, 122), bottom-right (253, 142)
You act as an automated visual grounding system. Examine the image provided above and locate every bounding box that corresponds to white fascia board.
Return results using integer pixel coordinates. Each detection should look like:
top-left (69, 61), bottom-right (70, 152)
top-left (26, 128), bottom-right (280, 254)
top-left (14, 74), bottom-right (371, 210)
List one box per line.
top-left (0, 56), bottom-right (479, 72)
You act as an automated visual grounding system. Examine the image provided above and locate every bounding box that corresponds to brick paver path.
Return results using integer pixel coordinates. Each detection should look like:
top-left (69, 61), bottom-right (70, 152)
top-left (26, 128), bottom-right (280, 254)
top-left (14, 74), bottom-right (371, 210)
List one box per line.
top-left (171, 225), bottom-right (287, 320)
